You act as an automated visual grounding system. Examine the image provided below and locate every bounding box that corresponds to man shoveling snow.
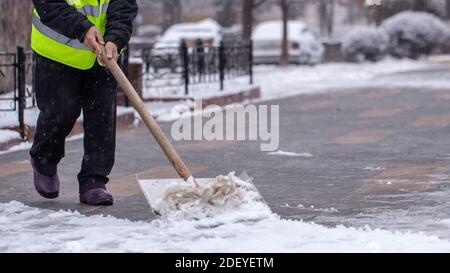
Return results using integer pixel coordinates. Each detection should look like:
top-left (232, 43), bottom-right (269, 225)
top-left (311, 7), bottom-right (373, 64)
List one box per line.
top-left (29, 0), bottom-right (138, 206)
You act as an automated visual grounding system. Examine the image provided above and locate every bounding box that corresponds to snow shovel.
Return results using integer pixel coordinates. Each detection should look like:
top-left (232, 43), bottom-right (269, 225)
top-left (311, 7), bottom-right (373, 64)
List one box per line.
top-left (102, 53), bottom-right (264, 216)
top-left (100, 53), bottom-right (199, 204)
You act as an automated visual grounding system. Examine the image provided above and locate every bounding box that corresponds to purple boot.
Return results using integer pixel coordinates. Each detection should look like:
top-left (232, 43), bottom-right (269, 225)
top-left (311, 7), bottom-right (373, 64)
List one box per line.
top-left (80, 188), bottom-right (114, 206)
top-left (31, 161), bottom-right (60, 199)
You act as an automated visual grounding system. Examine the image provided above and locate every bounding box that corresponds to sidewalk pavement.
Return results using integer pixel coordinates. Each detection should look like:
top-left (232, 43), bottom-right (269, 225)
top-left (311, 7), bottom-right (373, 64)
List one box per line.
top-left (2, 68), bottom-right (450, 238)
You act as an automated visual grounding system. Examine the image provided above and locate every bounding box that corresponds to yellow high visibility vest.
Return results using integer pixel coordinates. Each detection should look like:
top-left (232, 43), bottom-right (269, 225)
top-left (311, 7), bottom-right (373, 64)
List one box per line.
top-left (31, 0), bottom-right (110, 70)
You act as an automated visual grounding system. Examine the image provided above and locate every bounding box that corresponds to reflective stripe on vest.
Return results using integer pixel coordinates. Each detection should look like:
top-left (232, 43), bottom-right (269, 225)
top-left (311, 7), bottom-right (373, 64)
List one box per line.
top-left (31, 0), bottom-right (110, 70)
top-left (32, 15), bottom-right (90, 51)
top-left (76, 2), bottom-right (109, 17)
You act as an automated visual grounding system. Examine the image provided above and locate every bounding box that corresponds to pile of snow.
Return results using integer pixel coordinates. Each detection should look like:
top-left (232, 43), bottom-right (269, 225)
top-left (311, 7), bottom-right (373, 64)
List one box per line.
top-left (342, 26), bottom-right (390, 62)
top-left (2, 201), bottom-right (450, 252)
top-left (381, 11), bottom-right (450, 59)
top-left (157, 173), bottom-right (264, 221)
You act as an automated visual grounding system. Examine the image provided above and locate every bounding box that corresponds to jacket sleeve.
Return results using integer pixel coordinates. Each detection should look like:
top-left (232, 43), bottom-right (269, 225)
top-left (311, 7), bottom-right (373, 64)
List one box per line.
top-left (104, 0), bottom-right (139, 51)
top-left (32, 0), bottom-right (94, 42)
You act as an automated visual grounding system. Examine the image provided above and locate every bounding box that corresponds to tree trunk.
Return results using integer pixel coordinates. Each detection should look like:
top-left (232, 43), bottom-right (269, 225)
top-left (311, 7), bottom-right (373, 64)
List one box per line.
top-left (327, 0), bottom-right (335, 36)
top-left (0, 0), bottom-right (33, 51)
top-left (242, 0), bottom-right (254, 42)
top-left (280, 0), bottom-right (289, 66)
top-left (319, 0), bottom-right (328, 36)
top-left (0, 0), bottom-right (33, 93)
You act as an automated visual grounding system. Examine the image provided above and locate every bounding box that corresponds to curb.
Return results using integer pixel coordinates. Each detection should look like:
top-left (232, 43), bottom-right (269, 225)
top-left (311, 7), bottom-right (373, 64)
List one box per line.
top-left (143, 86), bottom-right (261, 107)
top-left (0, 111), bottom-right (136, 153)
top-left (202, 86), bottom-right (260, 108)
top-left (0, 86), bottom-right (260, 152)
top-left (0, 138), bottom-right (22, 152)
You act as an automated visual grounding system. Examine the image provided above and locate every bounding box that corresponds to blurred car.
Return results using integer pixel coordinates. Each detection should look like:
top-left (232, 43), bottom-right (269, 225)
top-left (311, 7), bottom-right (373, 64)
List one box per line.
top-left (252, 20), bottom-right (324, 65)
top-left (137, 24), bottom-right (162, 39)
top-left (152, 18), bottom-right (223, 57)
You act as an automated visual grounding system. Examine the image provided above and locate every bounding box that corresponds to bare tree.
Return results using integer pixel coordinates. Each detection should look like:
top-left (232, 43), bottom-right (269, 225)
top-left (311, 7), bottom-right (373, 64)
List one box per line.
top-left (279, 0), bottom-right (290, 65)
top-left (277, 0), bottom-right (304, 65)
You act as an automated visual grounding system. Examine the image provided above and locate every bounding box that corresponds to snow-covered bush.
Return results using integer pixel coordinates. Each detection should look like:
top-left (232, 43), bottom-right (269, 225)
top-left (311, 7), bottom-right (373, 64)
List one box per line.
top-left (341, 27), bottom-right (389, 62)
top-left (381, 11), bottom-right (450, 59)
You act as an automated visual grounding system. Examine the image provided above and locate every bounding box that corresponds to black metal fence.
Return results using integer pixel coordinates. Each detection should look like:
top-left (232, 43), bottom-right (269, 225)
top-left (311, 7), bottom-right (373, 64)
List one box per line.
top-left (0, 47), bottom-right (35, 139)
top-left (139, 40), bottom-right (253, 96)
top-left (0, 41), bottom-right (254, 138)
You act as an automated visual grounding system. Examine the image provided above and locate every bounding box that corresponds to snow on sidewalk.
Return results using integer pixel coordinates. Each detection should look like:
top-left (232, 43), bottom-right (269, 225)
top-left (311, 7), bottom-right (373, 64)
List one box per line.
top-left (1, 201), bottom-right (450, 253)
top-left (0, 129), bottom-right (20, 144)
top-left (147, 58), bottom-right (447, 121)
top-left (252, 58), bottom-right (447, 100)
top-left (268, 150), bottom-right (313, 157)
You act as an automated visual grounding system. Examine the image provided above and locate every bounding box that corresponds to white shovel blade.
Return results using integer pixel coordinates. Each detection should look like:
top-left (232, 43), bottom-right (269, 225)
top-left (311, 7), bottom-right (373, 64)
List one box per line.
top-left (138, 178), bottom-right (216, 212)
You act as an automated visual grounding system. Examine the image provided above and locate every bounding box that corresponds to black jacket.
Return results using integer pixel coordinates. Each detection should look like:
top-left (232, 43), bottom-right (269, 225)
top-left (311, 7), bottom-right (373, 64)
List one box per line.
top-left (32, 0), bottom-right (138, 51)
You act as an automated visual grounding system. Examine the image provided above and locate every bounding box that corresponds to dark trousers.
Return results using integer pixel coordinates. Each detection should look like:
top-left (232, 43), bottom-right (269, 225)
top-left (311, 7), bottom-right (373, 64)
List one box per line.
top-left (30, 53), bottom-right (118, 193)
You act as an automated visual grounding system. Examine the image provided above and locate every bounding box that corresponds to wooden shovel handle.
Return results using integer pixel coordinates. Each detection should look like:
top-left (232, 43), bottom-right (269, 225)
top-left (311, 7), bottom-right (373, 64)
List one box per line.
top-left (103, 55), bottom-right (193, 181)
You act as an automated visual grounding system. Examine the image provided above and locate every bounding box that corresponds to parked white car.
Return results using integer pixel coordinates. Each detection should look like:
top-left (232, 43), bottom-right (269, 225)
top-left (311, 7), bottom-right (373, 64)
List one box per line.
top-left (152, 19), bottom-right (223, 56)
top-left (252, 20), bottom-right (324, 65)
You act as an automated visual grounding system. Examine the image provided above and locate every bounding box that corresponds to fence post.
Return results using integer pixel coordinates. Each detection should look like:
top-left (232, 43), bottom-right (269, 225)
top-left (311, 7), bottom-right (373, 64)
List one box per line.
top-left (195, 39), bottom-right (205, 80)
top-left (219, 41), bottom-right (225, 91)
top-left (248, 40), bottom-right (253, 85)
top-left (180, 40), bottom-right (189, 95)
top-left (17, 46), bottom-right (26, 140)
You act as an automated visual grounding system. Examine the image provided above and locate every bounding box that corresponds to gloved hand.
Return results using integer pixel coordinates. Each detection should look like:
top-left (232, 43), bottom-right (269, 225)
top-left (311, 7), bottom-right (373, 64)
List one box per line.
top-left (96, 42), bottom-right (119, 67)
top-left (83, 27), bottom-right (119, 65)
top-left (83, 26), bottom-right (105, 56)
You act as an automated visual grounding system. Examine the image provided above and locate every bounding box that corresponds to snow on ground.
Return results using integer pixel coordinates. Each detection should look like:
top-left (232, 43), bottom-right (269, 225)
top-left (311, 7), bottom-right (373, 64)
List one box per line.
top-left (0, 90), bottom-right (38, 129)
top-left (1, 59), bottom-right (449, 252)
top-left (146, 57), bottom-right (446, 121)
top-left (1, 200), bottom-right (450, 253)
top-left (281, 203), bottom-right (339, 213)
top-left (267, 150), bottom-right (313, 157)
top-left (252, 58), bottom-right (446, 101)
top-left (364, 166), bottom-right (386, 171)
top-left (0, 129), bottom-right (20, 144)
top-left (0, 109), bottom-right (39, 129)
